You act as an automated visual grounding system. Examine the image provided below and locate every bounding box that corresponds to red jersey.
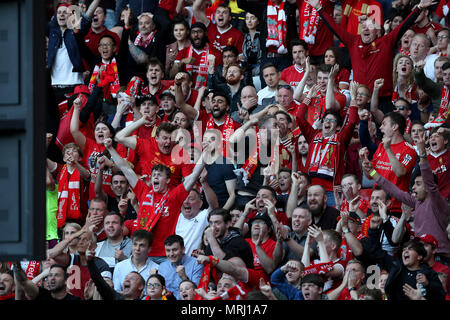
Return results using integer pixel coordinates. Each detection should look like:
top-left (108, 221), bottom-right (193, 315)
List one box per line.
top-left (207, 23), bottom-right (244, 56)
top-left (82, 137), bottom-right (127, 200)
top-left (175, 46), bottom-right (221, 88)
top-left (132, 179), bottom-right (188, 256)
top-left (133, 137), bottom-right (194, 188)
top-left (280, 64), bottom-right (304, 89)
top-left (245, 238), bottom-right (277, 283)
top-left (336, 68), bottom-right (351, 88)
top-left (340, 0), bottom-right (383, 36)
top-left (431, 261), bottom-right (450, 293)
top-left (305, 91), bottom-right (347, 126)
top-left (411, 22), bottom-right (443, 36)
top-left (84, 28), bottom-right (120, 56)
top-left (428, 149), bottom-right (450, 200)
top-left (141, 80), bottom-right (174, 105)
top-left (319, 6), bottom-right (420, 97)
top-left (372, 140), bottom-right (417, 212)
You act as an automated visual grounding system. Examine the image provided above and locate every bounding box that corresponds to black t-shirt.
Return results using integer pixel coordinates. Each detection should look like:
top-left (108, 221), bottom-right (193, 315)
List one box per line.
top-left (107, 195), bottom-right (138, 222)
top-left (394, 268), bottom-right (420, 301)
top-left (315, 206), bottom-right (340, 230)
top-left (205, 156), bottom-right (237, 208)
top-left (35, 287), bottom-right (81, 301)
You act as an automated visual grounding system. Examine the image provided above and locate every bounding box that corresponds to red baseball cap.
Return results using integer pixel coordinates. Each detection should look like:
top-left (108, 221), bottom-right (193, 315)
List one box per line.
top-left (416, 234), bottom-right (439, 248)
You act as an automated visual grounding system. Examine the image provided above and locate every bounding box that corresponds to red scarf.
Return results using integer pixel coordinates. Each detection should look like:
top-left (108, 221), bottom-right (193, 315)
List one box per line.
top-left (134, 31), bottom-right (156, 48)
top-left (308, 133), bottom-right (338, 180)
top-left (0, 293), bottom-right (15, 300)
top-left (303, 261), bottom-right (335, 275)
top-left (233, 128), bottom-right (261, 186)
top-left (300, 1), bottom-right (321, 44)
top-left (391, 84), bottom-right (417, 104)
top-left (312, 94), bottom-right (326, 123)
top-left (57, 165), bottom-right (82, 228)
top-left (206, 114), bottom-right (235, 158)
top-left (194, 256), bottom-right (219, 300)
top-left (185, 45), bottom-right (210, 89)
top-left (211, 284), bottom-right (247, 300)
top-left (88, 58), bottom-right (120, 100)
top-left (440, 85), bottom-right (449, 119)
top-left (266, 0), bottom-right (288, 54)
top-left (25, 261), bottom-right (41, 280)
top-left (141, 189), bottom-right (171, 232)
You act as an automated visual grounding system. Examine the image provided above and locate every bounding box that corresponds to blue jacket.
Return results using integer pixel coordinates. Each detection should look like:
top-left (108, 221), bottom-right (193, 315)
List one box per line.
top-left (47, 15), bottom-right (90, 72)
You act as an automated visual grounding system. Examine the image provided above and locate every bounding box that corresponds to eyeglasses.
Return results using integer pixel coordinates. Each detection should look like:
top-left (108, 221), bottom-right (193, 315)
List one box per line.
top-left (437, 35), bottom-right (449, 40)
top-left (147, 283), bottom-right (161, 289)
top-left (99, 43), bottom-right (114, 48)
top-left (394, 105), bottom-right (407, 111)
top-left (356, 92), bottom-right (370, 97)
top-left (323, 118), bottom-right (337, 123)
top-left (191, 29), bottom-right (204, 35)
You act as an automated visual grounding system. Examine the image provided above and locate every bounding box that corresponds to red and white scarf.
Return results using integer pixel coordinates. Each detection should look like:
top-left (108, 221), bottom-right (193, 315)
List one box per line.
top-left (194, 256), bottom-right (220, 300)
top-left (57, 165), bottom-right (82, 228)
top-left (440, 85), bottom-right (450, 119)
top-left (391, 84), bottom-right (417, 104)
top-left (234, 128), bottom-right (261, 186)
top-left (185, 45), bottom-right (210, 89)
top-left (313, 94), bottom-right (326, 122)
top-left (140, 189), bottom-right (170, 232)
top-left (206, 114), bottom-right (235, 153)
top-left (308, 133), bottom-right (338, 179)
top-left (266, 0), bottom-right (288, 54)
top-left (88, 58), bottom-right (120, 100)
top-left (25, 261), bottom-right (41, 280)
top-left (300, 1), bottom-right (321, 44)
top-left (134, 31), bottom-right (156, 48)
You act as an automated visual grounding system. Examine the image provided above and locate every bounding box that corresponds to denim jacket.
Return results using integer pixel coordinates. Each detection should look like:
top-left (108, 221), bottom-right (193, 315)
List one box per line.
top-left (47, 15), bottom-right (90, 72)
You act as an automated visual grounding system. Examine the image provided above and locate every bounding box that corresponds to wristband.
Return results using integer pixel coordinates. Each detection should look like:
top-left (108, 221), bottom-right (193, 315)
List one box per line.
top-left (369, 169), bottom-right (377, 177)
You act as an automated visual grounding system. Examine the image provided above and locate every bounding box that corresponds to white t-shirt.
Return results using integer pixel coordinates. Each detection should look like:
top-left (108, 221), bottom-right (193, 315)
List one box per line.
top-left (257, 86), bottom-right (277, 105)
top-left (424, 53), bottom-right (439, 82)
top-left (175, 208), bottom-right (210, 256)
top-left (50, 40), bottom-right (84, 85)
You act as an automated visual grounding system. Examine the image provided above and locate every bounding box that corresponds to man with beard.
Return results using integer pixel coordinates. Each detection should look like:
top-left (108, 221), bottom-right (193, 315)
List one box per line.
top-left (230, 85), bottom-right (261, 123)
top-left (204, 208), bottom-right (254, 269)
top-left (307, 185), bottom-right (340, 230)
top-left (195, 91), bottom-right (241, 159)
top-left (171, 22), bottom-right (222, 89)
top-left (361, 132), bottom-right (450, 261)
top-left (193, 1), bottom-right (244, 57)
top-left (207, 63), bottom-right (247, 114)
top-left (13, 263), bottom-right (81, 300)
top-left (115, 120), bottom-right (193, 189)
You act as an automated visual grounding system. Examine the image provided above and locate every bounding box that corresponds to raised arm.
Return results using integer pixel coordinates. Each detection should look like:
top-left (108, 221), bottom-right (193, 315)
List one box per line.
top-left (293, 57), bottom-right (310, 102)
top-left (114, 116), bottom-right (147, 150)
top-left (325, 64), bottom-right (341, 112)
top-left (192, 0), bottom-right (210, 26)
top-left (104, 138), bottom-right (139, 188)
top-left (70, 95), bottom-right (87, 150)
top-left (370, 79), bottom-right (386, 126)
top-left (286, 172), bottom-right (300, 219)
top-left (12, 262), bottom-right (39, 300)
top-left (174, 73), bottom-right (198, 121)
top-left (183, 150), bottom-right (207, 192)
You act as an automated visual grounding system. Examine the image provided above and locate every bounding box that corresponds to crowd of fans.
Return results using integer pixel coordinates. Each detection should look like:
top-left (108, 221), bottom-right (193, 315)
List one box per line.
top-left (1, 0), bottom-right (450, 301)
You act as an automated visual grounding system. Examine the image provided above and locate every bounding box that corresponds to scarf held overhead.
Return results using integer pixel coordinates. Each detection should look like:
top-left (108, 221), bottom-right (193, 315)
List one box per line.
top-left (266, 0), bottom-right (288, 54)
